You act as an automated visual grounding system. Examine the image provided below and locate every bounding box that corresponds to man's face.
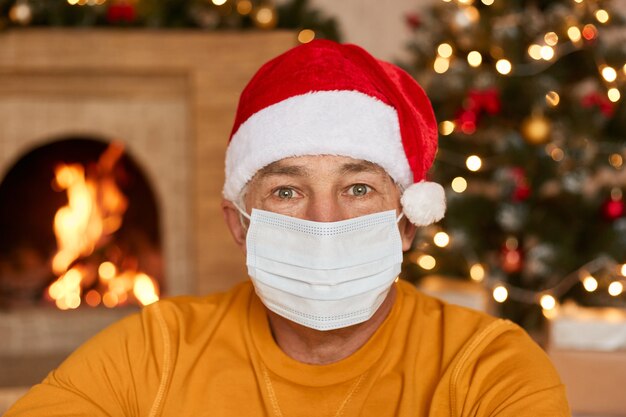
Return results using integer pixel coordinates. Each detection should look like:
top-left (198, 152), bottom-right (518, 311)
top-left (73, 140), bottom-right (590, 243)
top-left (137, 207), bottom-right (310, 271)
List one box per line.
top-left (223, 155), bottom-right (417, 251)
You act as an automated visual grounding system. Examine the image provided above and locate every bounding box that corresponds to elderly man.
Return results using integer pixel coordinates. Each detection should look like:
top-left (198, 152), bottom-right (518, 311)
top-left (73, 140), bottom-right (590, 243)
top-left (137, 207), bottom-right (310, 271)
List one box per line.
top-left (7, 40), bottom-right (570, 416)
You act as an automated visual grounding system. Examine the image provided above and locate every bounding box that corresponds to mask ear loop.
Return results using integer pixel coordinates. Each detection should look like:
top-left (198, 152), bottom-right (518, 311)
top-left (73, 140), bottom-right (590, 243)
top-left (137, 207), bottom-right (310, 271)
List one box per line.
top-left (232, 201), bottom-right (251, 231)
top-left (396, 212), bottom-right (405, 223)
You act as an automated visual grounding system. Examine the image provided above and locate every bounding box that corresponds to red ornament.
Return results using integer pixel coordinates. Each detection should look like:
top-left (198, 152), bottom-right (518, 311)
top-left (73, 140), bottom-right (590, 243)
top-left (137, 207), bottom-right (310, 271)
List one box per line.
top-left (510, 167), bottom-right (531, 201)
top-left (107, 1), bottom-right (136, 24)
top-left (602, 196), bottom-right (624, 220)
top-left (455, 88), bottom-right (501, 134)
top-left (501, 246), bottom-right (523, 274)
top-left (405, 13), bottom-right (421, 30)
top-left (581, 92), bottom-right (615, 117)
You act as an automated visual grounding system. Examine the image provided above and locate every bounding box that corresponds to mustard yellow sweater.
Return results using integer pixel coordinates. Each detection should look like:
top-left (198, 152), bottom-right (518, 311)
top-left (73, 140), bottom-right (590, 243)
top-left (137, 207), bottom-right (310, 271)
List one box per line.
top-left (7, 280), bottom-right (570, 416)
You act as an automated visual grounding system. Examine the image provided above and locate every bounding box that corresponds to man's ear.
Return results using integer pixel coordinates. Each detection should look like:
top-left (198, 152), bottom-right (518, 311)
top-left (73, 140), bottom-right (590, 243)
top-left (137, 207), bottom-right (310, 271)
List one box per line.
top-left (399, 216), bottom-right (417, 252)
top-left (221, 199), bottom-right (247, 252)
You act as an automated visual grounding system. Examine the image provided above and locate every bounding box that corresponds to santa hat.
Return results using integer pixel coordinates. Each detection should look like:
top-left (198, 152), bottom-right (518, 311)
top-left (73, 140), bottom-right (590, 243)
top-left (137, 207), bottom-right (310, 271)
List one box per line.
top-left (223, 39), bottom-right (445, 226)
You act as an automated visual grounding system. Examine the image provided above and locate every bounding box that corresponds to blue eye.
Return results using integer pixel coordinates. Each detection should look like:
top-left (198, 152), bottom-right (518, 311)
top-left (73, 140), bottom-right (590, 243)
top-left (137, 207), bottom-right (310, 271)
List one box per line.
top-left (275, 188), bottom-right (294, 199)
top-left (350, 184), bottom-right (370, 196)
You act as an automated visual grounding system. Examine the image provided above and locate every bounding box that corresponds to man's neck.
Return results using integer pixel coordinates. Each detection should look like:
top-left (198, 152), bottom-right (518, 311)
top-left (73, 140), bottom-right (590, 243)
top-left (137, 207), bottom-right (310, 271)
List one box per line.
top-left (266, 286), bottom-right (397, 365)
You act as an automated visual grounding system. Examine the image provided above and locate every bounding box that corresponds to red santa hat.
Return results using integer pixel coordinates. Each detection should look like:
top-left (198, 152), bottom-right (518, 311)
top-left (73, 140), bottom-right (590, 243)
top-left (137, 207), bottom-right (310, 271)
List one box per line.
top-left (223, 39), bottom-right (445, 226)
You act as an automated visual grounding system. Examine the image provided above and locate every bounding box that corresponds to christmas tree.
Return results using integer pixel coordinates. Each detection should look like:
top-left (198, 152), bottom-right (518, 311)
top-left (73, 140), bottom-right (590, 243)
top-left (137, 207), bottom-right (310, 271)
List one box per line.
top-left (401, 0), bottom-right (626, 328)
top-left (0, 0), bottom-right (340, 42)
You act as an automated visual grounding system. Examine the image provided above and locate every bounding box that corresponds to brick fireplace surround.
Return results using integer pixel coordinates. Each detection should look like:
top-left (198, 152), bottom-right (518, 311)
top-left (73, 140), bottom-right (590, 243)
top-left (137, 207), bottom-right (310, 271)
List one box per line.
top-left (0, 29), bottom-right (294, 408)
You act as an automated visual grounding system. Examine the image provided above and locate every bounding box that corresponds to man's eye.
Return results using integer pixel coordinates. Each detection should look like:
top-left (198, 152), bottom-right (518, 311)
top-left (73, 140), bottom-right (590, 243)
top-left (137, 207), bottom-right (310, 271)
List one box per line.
top-left (275, 188), bottom-right (295, 199)
top-left (349, 184), bottom-right (370, 196)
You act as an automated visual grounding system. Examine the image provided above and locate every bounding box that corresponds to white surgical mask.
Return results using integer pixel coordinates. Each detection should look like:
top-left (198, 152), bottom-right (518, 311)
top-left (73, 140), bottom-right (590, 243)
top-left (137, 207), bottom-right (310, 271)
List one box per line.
top-left (238, 207), bottom-right (404, 331)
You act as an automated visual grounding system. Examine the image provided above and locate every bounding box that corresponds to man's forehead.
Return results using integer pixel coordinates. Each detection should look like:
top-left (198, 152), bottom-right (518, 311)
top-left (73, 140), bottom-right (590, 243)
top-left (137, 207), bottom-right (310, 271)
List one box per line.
top-left (254, 155), bottom-right (388, 179)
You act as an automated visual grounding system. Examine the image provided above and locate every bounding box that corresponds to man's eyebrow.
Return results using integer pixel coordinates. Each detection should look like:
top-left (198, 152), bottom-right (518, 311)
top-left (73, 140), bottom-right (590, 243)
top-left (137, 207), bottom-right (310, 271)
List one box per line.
top-left (256, 163), bottom-right (310, 178)
top-left (339, 161), bottom-right (386, 175)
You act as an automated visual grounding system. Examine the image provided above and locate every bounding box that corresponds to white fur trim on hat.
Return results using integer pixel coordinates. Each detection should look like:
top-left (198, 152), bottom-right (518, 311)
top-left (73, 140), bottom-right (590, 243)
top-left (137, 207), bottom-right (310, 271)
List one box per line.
top-left (400, 181), bottom-right (446, 226)
top-left (223, 90), bottom-right (413, 202)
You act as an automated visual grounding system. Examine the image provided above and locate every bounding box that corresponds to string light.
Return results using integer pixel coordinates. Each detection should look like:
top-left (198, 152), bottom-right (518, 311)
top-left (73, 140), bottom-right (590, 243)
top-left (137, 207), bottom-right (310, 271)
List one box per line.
top-left (451, 177), bottom-right (468, 193)
top-left (466, 155), bottom-right (482, 171)
top-left (481, 0), bottom-right (494, 5)
top-left (434, 57), bottom-right (450, 74)
top-left (467, 51), bottom-right (482, 67)
top-left (582, 24), bottom-right (597, 40)
top-left (417, 255), bottom-right (436, 270)
top-left (439, 120), bottom-right (455, 135)
top-left (212, 0), bottom-right (227, 5)
top-left (609, 281), bottom-right (624, 296)
top-left (236, 0), bottom-right (253, 15)
top-left (433, 232), bottom-right (450, 247)
top-left (550, 147), bottom-right (565, 162)
top-left (621, 264), bottom-right (626, 276)
top-left (608, 88), bottom-right (621, 103)
top-left (595, 9), bottom-right (610, 24)
top-left (495, 59), bottom-right (512, 75)
top-left (544, 32), bottom-right (559, 46)
top-left (546, 91), bottom-right (560, 107)
top-left (437, 43), bottom-right (453, 58)
top-left (602, 66), bottom-right (617, 82)
top-left (493, 286), bottom-right (508, 303)
top-left (469, 263), bottom-right (485, 282)
top-left (540, 294), bottom-right (557, 310)
top-left (583, 275), bottom-right (598, 292)
top-left (567, 26), bottom-right (582, 42)
top-left (540, 45), bottom-right (555, 60)
top-left (609, 154), bottom-right (623, 168)
top-left (297, 29), bottom-right (315, 44)
top-left (528, 44), bottom-right (542, 60)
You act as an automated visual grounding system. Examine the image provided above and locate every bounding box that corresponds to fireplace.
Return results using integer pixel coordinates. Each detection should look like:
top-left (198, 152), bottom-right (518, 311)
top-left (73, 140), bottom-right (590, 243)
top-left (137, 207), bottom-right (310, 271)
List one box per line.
top-left (0, 137), bottom-right (162, 309)
top-left (0, 29), bottom-right (294, 392)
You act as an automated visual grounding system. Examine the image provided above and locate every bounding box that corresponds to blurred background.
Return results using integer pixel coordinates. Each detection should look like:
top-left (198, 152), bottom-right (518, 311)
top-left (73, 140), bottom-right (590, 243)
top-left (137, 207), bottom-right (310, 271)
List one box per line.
top-left (0, 0), bottom-right (625, 415)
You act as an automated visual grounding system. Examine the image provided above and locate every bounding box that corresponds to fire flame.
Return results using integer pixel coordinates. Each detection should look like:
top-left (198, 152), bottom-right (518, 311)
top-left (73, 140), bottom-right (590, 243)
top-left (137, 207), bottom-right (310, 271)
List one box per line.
top-left (46, 142), bottom-right (159, 309)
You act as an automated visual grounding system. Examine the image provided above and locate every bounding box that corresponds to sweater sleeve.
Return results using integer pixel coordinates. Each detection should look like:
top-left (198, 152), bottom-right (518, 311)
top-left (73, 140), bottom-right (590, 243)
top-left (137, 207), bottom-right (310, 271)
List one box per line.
top-left (4, 303), bottom-right (169, 417)
top-left (450, 319), bottom-right (571, 417)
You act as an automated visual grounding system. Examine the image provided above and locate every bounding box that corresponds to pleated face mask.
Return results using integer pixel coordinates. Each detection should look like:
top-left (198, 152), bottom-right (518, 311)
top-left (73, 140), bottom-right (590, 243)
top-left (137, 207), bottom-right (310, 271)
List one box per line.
top-left (241, 208), bottom-right (404, 331)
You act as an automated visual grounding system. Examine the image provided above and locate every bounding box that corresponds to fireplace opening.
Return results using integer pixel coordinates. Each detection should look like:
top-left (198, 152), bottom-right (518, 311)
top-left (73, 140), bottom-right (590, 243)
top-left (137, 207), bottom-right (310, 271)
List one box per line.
top-left (0, 137), bottom-right (163, 309)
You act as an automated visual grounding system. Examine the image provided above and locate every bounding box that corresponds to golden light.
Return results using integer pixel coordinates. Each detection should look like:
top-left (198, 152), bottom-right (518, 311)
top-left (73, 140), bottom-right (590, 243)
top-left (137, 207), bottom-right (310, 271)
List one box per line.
top-left (253, 5), bottom-right (277, 29)
top-left (464, 6), bottom-right (480, 23)
top-left (609, 154), bottom-right (623, 168)
top-left (583, 275), bottom-right (598, 292)
top-left (481, 0), bottom-right (494, 5)
top-left (567, 26), bottom-right (582, 43)
top-left (457, 0), bottom-right (474, 4)
top-left (621, 264), bottom-right (626, 276)
top-left (467, 51), bottom-right (482, 67)
top-left (544, 32), bottom-right (559, 46)
top-left (469, 263), bottom-right (485, 282)
top-left (493, 286), bottom-right (508, 303)
top-left (540, 45), bottom-right (555, 60)
top-left (437, 43), bottom-right (453, 58)
top-left (48, 267), bottom-right (84, 310)
top-left (434, 57), bottom-right (450, 74)
top-left (133, 273), bottom-right (160, 305)
top-left (236, 0), bottom-right (253, 15)
top-left (298, 29), bottom-right (315, 44)
top-left (495, 59), bottom-right (512, 75)
top-left (433, 232), bottom-right (450, 247)
top-left (528, 44), bottom-right (542, 61)
top-left (417, 255), bottom-right (436, 270)
top-left (608, 281), bottom-right (624, 296)
top-left (67, 0), bottom-right (79, 4)
top-left (623, 63), bottom-right (626, 76)
top-left (466, 155), bottom-right (482, 171)
top-left (439, 120), bottom-right (455, 135)
top-left (602, 66), bottom-right (617, 82)
top-left (608, 88), bottom-right (621, 103)
top-left (546, 91), bottom-right (560, 107)
top-left (211, 0), bottom-right (227, 5)
top-left (451, 177), bottom-right (468, 193)
top-left (9, 1), bottom-right (33, 25)
top-left (550, 147), bottom-right (564, 162)
top-left (595, 9), bottom-right (610, 24)
top-left (540, 294), bottom-right (557, 310)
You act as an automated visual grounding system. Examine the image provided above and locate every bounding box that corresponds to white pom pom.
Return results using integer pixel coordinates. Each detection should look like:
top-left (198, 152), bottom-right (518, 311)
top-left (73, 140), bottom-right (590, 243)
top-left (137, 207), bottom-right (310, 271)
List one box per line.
top-left (400, 181), bottom-right (446, 226)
